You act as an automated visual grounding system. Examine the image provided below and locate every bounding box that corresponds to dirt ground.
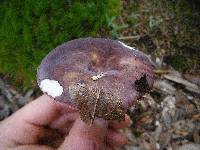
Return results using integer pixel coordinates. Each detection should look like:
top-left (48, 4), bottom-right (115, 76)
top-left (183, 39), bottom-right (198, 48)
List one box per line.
top-left (117, 1), bottom-right (200, 149)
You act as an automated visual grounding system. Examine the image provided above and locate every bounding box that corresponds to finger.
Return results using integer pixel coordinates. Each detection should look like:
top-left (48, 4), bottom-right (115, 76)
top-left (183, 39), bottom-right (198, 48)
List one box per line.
top-left (50, 112), bottom-right (79, 134)
top-left (106, 130), bottom-right (127, 147)
top-left (37, 127), bottom-right (64, 148)
top-left (58, 117), bottom-right (108, 150)
top-left (11, 145), bottom-right (54, 150)
top-left (0, 123), bottom-right (55, 147)
top-left (105, 145), bottom-right (115, 150)
top-left (9, 94), bottom-right (77, 126)
top-left (109, 114), bottom-right (131, 130)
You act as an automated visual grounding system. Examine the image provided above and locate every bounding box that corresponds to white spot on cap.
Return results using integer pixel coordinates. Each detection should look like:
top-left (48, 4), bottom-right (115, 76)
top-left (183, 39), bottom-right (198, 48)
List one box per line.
top-left (40, 79), bottom-right (63, 98)
top-left (156, 57), bottom-right (162, 67)
top-left (118, 41), bottom-right (138, 51)
top-left (91, 72), bottom-right (105, 81)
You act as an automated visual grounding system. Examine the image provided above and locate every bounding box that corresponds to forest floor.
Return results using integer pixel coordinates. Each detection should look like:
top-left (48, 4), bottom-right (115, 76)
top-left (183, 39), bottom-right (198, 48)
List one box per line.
top-left (117, 1), bottom-right (200, 149)
top-left (0, 0), bottom-right (200, 150)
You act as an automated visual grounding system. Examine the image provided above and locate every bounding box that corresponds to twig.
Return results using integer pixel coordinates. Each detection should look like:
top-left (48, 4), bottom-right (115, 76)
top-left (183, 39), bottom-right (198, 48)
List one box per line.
top-left (18, 89), bottom-right (33, 106)
top-left (118, 35), bottom-right (140, 40)
top-left (0, 77), bottom-right (13, 102)
top-left (154, 69), bottom-right (171, 74)
top-left (164, 74), bottom-right (200, 94)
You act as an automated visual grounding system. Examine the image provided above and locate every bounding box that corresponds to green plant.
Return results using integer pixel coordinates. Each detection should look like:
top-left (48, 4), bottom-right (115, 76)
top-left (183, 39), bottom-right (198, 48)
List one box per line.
top-left (127, 13), bottom-right (140, 25)
top-left (0, 0), bottom-right (120, 90)
top-left (149, 16), bottom-right (163, 29)
top-left (170, 55), bottom-right (187, 70)
top-left (106, 15), bottom-right (128, 39)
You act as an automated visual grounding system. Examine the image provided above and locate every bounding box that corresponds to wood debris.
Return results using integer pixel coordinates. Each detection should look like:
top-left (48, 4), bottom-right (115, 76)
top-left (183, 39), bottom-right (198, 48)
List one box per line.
top-left (121, 67), bottom-right (200, 150)
top-left (0, 77), bottom-right (33, 120)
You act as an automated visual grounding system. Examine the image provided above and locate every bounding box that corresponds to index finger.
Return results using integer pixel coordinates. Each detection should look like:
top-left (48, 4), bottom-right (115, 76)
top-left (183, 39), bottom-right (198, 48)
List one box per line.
top-left (8, 94), bottom-right (76, 126)
top-left (109, 114), bottom-right (131, 129)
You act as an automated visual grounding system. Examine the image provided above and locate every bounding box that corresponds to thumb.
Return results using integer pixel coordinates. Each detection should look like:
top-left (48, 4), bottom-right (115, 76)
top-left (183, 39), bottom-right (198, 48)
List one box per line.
top-left (58, 117), bottom-right (108, 150)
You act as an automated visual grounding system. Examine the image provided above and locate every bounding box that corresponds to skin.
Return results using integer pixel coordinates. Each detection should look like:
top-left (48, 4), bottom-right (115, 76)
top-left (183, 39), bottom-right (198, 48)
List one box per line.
top-left (0, 94), bottom-right (131, 150)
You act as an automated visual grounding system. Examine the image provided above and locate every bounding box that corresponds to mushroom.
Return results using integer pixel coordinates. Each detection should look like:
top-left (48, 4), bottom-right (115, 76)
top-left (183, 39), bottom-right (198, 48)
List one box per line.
top-left (37, 38), bottom-right (154, 123)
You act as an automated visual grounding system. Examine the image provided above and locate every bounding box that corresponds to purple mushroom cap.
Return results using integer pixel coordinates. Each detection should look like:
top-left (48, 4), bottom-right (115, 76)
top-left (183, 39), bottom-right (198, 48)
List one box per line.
top-left (37, 38), bottom-right (154, 123)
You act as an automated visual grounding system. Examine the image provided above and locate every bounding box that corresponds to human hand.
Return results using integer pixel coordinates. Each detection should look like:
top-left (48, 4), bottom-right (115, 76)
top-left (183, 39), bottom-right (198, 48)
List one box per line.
top-left (0, 95), bottom-right (130, 150)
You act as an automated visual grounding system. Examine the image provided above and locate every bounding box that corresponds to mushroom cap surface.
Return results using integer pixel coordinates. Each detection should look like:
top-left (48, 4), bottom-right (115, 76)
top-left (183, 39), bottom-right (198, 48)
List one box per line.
top-left (37, 38), bottom-right (154, 123)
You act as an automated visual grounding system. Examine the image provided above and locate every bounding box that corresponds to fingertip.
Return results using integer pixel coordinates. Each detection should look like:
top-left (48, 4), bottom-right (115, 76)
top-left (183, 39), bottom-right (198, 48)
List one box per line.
top-left (11, 94), bottom-right (76, 126)
top-left (109, 114), bottom-right (131, 129)
top-left (58, 118), bottom-right (108, 150)
top-left (106, 130), bottom-right (128, 147)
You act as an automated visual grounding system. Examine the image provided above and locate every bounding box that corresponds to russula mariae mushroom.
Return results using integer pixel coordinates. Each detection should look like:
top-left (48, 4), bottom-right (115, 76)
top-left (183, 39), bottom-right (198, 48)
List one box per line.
top-left (37, 38), bottom-right (154, 123)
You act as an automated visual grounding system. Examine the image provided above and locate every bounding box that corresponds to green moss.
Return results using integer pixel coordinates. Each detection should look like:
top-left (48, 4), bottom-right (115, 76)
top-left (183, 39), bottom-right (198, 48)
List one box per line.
top-left (0, 0), bottom-right (120, 90)
top-left (165, 55), bottom-right (187, 71)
